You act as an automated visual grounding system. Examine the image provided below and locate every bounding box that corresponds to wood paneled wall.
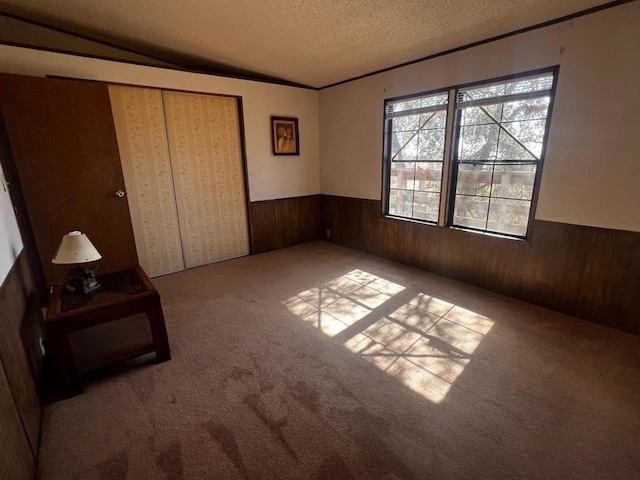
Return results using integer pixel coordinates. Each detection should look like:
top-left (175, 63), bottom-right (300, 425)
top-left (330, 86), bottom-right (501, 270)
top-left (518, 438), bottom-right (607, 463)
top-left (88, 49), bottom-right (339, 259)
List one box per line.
top-left (321, 195), bottom-right (640, 335)
top-left (0, 362), bottom-right (34, 480)
top-left (249, 195), bottom-right (322, 254)
top-left (0, 250), bottom-right (44, 478)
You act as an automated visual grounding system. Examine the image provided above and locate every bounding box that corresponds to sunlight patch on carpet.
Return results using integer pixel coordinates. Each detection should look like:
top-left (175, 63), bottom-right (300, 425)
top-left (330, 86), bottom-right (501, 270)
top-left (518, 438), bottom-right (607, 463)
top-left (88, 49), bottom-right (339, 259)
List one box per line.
top-left (284, 270), bottom-right (494, 403)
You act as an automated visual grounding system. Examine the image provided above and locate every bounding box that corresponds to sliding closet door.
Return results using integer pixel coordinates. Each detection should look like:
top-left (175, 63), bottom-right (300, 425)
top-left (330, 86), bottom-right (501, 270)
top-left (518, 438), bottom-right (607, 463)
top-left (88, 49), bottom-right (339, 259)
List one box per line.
top-left (109, 86), bottom-right (185, 277)
top-left (162, 92), bottom-right (249, 268)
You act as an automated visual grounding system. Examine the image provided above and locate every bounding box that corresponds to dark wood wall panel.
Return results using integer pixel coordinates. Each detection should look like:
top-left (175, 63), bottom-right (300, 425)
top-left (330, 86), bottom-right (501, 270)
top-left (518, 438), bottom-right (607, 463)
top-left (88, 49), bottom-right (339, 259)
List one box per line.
top-left (321, 195), bottom-right (640, 335)
top-left (0, 250), bottom-right (44, 469)
top-left (0, 362), bottom-right (34, 480)
top-left (250, 195), bottom-right (322, 254)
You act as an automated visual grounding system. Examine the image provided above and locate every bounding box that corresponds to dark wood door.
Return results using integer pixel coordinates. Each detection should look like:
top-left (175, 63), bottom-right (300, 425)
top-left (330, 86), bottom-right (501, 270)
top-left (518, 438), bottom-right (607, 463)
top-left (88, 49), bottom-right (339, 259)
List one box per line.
top-left (0, 74), bottom-right (137, 285)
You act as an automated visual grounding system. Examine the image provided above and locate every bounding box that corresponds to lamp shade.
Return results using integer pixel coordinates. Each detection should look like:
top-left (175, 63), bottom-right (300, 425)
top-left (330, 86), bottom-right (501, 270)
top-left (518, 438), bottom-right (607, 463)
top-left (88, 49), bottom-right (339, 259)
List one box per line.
top-left (51, 231), bottom-right (102, 265)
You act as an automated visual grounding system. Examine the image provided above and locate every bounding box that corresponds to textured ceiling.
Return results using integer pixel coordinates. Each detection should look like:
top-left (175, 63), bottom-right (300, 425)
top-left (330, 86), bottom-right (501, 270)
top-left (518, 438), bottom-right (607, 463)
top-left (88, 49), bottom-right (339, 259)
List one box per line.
top-left (0, 0), bottom-right (616, 88)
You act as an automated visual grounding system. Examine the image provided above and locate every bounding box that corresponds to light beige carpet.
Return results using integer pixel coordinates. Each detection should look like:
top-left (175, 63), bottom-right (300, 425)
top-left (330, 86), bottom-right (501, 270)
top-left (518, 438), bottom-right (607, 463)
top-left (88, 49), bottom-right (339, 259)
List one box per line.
top-left (37, 241), bottom-right (640, 479)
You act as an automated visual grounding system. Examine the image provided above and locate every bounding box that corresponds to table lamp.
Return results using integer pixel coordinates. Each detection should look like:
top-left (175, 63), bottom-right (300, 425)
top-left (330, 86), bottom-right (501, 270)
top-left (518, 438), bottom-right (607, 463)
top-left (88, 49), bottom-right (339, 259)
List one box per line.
top-left (52, 231), bottom-right (102, 294)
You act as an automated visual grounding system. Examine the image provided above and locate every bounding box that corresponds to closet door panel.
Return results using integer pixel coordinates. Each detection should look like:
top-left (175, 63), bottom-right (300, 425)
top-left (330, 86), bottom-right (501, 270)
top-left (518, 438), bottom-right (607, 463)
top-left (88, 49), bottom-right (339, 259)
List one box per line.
top-left (163, 92), bottom-right (249, 268)
top-left (109, 86), bottom-right (185, 277)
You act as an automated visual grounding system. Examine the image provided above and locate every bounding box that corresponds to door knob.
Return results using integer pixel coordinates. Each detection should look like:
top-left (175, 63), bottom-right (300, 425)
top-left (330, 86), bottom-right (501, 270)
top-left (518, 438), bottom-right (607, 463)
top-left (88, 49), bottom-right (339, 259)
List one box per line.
top-left (115, 190), bottom-right (126, 198)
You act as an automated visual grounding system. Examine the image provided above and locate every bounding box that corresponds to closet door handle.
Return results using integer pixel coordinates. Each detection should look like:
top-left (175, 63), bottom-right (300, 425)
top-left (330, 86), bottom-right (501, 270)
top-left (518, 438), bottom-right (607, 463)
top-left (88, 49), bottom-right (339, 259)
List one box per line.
top-left (115, 190), bottom-right (126, 198)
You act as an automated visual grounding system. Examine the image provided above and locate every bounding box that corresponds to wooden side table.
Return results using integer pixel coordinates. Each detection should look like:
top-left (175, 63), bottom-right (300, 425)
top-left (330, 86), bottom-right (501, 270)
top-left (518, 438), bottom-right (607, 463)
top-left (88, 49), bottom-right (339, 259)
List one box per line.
top-left (46, 264), bottom-right (171, 397)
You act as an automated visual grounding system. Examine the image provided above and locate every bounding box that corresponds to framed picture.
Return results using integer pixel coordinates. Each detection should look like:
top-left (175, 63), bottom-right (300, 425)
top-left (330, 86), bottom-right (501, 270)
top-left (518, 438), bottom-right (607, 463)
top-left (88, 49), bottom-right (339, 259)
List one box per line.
top-left (271, 116), bottom-right (300, 155)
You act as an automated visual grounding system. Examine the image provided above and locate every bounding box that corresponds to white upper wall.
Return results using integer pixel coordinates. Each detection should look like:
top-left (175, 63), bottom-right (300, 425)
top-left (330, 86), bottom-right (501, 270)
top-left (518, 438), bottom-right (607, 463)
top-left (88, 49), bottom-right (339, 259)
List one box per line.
top-left (538, 4), bottom-right (640, 231)
top-left (0, 46), bottom-right (320, 202)
top-left (319, 2), bottom-right (640, 233)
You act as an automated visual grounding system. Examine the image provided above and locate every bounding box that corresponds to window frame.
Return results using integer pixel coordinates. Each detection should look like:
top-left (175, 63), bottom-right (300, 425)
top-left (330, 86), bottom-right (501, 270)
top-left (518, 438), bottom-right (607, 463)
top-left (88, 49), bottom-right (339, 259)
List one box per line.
top-left (382, 66), bottom-right (560, 240)
top-left (382, 87), bottom-right (450, 224)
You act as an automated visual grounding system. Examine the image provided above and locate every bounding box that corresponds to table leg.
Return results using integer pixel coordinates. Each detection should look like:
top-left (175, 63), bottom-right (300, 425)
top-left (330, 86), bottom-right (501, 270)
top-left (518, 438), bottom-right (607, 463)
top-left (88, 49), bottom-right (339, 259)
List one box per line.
top-left (47, 323), bottom-right (84, 397)
top-left (146, 295), bottom-right (171, 363)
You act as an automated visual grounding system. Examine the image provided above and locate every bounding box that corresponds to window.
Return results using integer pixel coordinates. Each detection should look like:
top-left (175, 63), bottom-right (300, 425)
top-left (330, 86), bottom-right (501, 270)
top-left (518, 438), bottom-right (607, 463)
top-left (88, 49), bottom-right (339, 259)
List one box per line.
top-left (384, 68), bottom-right (557, 239)
top-left (387, 91), bottom-right (448, 223)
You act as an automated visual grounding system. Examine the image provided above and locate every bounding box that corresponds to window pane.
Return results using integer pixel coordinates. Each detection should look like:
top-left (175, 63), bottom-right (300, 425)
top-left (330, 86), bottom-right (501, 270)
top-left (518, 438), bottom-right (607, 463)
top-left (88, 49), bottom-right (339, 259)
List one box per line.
top-left (415, 163), bottom-right (442, 192)
top-left (501, 74), bottom-right (554, 95)
top-left (499, 119), bottom-right (547, 159)
top-left (413, 192), bottom-right (440, 222)
top-left (420, 110), bottom-right (447, 129)
top-left (417, 129), bottom-right (445, 160)
top-left (458, 124), bottom-right (500, 160)
top-left (389, 189), bottom-right (414, 217)
top-left (391, 93), bottom-right (448, 113)
top-left (391, 131), bottom-right (418, 160)
top-left (391, 98), bottom-right (422, 112)
top-left (496, 130), bottom-right (537, 160)
top-left (460, 73), bottom-right (553, 103)
top-left (418, 94), bottom-right (449, 109)
top-left (453, 195), bottom-right (489, 230)
top-left (460, 84), bottom-right (505, 102)
top-left (460, 104), bottom-right (502, 126)
top-left (392, 115), bottom-right (419, 132)
top-left (456, 163), bottom-right (492, 196)
top-left (390, 162), bottom-right (415, 189)
top-left (492, 164), bottom-right (537, 200)
top-left (487, 198), bottom-right (531, 236)
top-left (502, 97), bottom-right (550, 121)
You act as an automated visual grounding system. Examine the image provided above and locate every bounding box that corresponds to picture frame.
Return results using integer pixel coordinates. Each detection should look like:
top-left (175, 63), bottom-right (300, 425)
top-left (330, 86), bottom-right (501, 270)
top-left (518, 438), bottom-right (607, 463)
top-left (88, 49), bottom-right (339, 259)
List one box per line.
top-left (271, 116), bottom-right (300, 155)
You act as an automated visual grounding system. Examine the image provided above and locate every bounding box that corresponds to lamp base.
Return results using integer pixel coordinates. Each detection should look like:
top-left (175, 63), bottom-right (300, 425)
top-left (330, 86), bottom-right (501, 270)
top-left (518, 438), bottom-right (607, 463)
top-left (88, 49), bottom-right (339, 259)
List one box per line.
top-left (66, 268), bottom-right (100, 294)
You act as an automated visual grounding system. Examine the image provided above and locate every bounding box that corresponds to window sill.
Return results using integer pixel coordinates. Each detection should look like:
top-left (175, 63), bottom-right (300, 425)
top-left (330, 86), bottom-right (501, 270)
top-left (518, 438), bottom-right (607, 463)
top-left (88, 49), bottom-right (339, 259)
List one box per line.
top-left (383, 214), bottom-right (437, 227)
top-left (449, 226), bottom-right (530, 243)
